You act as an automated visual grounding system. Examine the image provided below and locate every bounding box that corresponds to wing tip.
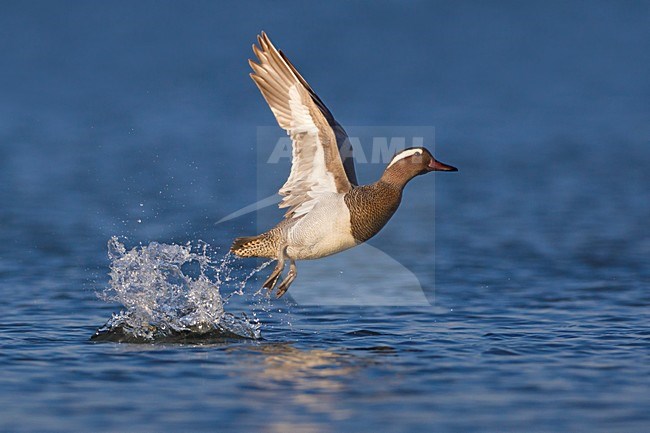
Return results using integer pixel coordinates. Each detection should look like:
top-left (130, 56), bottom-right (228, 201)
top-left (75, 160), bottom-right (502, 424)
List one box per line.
top-left (248, 58), bottom-right (260, 71)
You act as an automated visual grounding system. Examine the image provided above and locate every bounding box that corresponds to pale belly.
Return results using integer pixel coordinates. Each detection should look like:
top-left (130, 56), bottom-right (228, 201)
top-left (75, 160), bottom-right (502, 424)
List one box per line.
top-left (286, 194), bottom-right (358, 260)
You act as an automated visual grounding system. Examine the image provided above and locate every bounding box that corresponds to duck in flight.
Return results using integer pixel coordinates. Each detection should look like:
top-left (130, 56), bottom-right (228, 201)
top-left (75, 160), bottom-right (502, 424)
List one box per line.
top-left (231, 32), bottom-right (458, 298)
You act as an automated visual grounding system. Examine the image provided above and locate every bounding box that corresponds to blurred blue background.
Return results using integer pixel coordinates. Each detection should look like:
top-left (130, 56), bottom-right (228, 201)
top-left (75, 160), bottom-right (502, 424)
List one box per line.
top-left (1, 1), bottom-right (649, 432)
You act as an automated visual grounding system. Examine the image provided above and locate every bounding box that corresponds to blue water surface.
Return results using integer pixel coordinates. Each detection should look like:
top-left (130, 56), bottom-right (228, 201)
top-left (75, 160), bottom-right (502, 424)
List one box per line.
top-left (1, 1), bottom-right (649, 432)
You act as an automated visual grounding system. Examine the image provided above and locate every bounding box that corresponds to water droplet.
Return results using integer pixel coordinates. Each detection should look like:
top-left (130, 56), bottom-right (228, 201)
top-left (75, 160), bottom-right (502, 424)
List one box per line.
top-left (96, 239), bottom-right (262, 342)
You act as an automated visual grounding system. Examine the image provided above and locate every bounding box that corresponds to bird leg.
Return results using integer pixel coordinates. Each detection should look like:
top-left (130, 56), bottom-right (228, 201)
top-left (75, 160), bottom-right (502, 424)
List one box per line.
top-left (275, 259), bottom-right (297, 298)
top-left (262, 253), bottom-right (285, 292)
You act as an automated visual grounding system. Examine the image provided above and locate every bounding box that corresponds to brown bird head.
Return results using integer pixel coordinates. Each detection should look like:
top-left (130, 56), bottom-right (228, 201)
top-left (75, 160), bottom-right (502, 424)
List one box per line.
top-left (382, 147), bottom-right (457, 187)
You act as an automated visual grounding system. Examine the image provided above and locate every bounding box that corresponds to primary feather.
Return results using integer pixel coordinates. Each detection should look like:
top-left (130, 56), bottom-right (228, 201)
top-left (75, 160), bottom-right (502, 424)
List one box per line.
top-left (249, 32), bottom-right (353, 219)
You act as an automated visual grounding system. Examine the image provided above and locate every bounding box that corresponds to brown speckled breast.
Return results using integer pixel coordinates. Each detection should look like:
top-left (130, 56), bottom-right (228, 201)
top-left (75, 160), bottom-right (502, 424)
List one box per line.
top-left (344, 181), bottom-right (402, 243)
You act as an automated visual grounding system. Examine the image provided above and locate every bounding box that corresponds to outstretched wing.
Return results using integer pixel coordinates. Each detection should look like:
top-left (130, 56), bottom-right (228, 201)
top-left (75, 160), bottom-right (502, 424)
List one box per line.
top-left (278, 51), bottom-right (358, 186)
top-left (249, 32), bottom-right (353, 218)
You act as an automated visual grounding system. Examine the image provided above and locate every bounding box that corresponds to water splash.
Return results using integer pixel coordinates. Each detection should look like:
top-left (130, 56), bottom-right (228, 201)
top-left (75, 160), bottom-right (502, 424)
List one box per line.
top-left (92, 236), bottom-right (265, 343)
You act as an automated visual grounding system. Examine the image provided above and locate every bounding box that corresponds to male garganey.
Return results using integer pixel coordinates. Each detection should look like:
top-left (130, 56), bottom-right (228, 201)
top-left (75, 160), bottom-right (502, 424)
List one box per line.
top-left (231, 32), bottom-right (457, 297)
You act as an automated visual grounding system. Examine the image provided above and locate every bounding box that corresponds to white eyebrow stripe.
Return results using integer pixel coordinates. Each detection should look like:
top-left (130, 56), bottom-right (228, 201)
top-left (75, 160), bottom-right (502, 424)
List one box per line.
top-left (387, 149), bottom-right (423, 169)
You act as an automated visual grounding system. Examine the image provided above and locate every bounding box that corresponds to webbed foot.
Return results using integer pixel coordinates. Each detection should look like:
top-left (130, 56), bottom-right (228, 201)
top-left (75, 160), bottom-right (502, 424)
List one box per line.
top-left (275, 260), bottom-right (297, 298)
top-left (262, 259), bottom-right (284, 292)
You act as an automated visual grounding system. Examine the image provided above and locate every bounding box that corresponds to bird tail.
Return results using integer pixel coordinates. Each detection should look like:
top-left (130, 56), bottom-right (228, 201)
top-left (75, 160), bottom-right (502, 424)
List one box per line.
top-left (230, 234), bottom-right (276, 258)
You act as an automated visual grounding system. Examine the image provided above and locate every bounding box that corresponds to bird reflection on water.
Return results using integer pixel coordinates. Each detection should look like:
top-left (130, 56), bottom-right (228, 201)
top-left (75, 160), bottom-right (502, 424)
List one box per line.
top-left (226, 343), bottom-right (371, 427)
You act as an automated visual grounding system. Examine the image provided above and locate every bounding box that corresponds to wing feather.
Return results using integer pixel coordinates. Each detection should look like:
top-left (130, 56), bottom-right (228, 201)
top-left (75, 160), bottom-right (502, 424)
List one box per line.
top-left (249, 32), bottom-right (352, 218)
top-left (278, 51), bottom-right (358, 185)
